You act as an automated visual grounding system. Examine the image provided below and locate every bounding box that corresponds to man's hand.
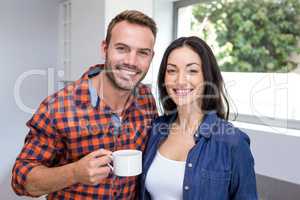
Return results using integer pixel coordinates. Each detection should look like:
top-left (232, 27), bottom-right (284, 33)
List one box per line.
top-left (72, 149), bottom-right (113, 185)
top-left (23, 148), bottom-right (113, 196)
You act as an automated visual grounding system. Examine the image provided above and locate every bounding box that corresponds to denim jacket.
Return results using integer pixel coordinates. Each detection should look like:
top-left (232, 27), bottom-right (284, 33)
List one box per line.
top-left (139, 112), bottom-right (258, 200)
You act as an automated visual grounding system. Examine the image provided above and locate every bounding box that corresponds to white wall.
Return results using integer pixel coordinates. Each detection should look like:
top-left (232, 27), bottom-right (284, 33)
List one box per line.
top-left (0, 0), bottom-right (60, 199)
top-left (104, 0), bottom-right (154, 29)
top-left (242, 127), bottom-right (300, 185)
top-left (70, 0), bottom-right (105, 80)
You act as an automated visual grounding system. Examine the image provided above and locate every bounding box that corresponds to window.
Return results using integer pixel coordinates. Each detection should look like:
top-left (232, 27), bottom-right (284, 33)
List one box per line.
top-left (174, 0), bottom-right (300, 130)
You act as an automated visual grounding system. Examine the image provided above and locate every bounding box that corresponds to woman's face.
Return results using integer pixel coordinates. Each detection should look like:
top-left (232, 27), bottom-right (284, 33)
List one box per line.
top-left (164, 46), bottom-right (204, 108)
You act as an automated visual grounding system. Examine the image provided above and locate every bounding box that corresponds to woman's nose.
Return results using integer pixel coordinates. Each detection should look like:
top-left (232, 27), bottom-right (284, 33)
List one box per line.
top-left (176, 71), bottom-right (187, 84)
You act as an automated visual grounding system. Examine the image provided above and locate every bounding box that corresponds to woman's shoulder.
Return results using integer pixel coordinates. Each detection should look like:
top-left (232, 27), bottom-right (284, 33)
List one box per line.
top-left (212, 117), bottom-right (251, 148)
top-left (150, 114), bottom-right (174, 135)
top-left (151, 114), bottom-right (176, 128)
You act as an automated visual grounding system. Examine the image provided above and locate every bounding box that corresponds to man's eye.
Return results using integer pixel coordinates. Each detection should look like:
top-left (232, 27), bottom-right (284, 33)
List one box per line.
top-left (138, 51), bottom-right (150, 56)
top-left (116, 47), bottom-right (126, 51)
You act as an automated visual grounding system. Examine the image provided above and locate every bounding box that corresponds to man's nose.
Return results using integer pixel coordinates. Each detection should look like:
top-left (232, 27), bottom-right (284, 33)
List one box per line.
top-left (124, 51), bottom-right (138, 66)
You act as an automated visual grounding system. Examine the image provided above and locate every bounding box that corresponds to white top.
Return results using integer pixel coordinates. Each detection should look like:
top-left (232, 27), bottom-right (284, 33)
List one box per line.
top-left (145, 151), bottom-right (186, 200)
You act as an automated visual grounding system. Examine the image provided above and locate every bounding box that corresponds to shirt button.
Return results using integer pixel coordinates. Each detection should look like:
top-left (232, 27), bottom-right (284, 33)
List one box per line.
top-left (188, 163), bottom-right (193, 168)
top-left (184, 186), bottom-right (190, 190)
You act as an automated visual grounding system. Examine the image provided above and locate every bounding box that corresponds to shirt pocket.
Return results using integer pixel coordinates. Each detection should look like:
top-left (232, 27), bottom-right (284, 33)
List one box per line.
top-left (132, 124), bottom-right (147, 150)
top-left (200, 168), bottom-right (231, 182)
top-left (65, 119), bottom-right (109, 160)
top-left (198, 168), bottom-right (231, 200)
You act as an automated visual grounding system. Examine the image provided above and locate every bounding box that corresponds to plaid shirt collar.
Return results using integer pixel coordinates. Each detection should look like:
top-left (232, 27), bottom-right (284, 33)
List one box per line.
top-left (74, 64), bottom-right (141, 115)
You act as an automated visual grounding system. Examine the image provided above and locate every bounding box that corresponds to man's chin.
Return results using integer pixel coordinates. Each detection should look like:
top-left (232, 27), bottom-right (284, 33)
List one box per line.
top-left (115, 81), bottom-right (138, 91)
top-left (116, 77), bottom-right (142, 89)
top-left (107, 73), bottom-right (139, 91)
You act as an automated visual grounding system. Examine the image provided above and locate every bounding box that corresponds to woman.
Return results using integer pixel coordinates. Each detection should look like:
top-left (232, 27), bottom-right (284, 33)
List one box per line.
top-left (139, 36), bottom-right (258, 200)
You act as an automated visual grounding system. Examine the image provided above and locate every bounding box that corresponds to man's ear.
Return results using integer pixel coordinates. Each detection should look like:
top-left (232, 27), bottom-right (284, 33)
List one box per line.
top-left (100, 40), bottom-right (108, 60)
top-left (151, 50), bottom-right (155, 60)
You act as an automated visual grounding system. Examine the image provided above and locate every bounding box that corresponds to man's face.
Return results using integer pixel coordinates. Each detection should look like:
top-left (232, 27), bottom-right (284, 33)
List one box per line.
top-left (102, 21), bottom-right (155, 91)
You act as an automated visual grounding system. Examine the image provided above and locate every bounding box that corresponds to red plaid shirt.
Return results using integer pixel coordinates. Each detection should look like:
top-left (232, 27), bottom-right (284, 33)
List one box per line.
top-left (12, 65), bottom-right (158, 199)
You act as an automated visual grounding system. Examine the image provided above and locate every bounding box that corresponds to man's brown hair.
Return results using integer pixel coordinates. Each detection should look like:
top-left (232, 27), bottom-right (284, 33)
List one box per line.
top-left (105, 10), bottom-right (157, 45)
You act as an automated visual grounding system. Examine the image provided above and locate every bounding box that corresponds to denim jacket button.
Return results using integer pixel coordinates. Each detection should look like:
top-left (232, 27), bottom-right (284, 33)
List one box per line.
top-left (188, 163), bottom-right (193, 168)
top-left (184, 186), bottom-right (190, 190)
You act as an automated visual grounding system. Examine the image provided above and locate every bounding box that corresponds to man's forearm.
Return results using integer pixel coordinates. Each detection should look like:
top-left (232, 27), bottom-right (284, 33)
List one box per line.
top-left (24, 163), bottom-right (76, 196)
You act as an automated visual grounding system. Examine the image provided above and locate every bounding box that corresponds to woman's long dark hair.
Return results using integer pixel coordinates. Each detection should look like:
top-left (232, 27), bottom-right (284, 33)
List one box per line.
top-left (158, 36), bottom-right (230, 120)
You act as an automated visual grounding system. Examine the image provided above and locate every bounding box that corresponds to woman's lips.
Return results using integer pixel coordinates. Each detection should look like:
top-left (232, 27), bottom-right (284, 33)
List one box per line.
top-left (173, 89), bottom-right (193, 96)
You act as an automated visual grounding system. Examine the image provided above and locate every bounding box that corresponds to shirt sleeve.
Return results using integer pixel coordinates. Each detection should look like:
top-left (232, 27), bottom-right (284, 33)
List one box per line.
top-left (230, 132), bottom-right (258, 200)
top-left (11, 99), bottom-right (64, 196)
top-left (150, 94), bottom-right (159, 120)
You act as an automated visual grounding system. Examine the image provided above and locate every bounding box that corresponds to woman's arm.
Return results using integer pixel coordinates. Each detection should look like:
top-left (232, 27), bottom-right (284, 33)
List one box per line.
top-left (230, 132), bottom-right (258, 200)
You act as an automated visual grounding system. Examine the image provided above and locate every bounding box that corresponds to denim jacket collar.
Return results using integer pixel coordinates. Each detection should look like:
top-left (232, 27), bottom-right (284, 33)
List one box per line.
top-left (158, 111), bottom-right (220, 142)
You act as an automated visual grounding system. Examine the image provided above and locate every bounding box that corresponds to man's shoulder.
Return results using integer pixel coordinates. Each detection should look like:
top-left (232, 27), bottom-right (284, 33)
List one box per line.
top-left (134, 83), bottom-right (158, 117)
top-left (136, 83), bottom-right (153, 96)
top-left (135, 83), bottom-right (156, 106)
top-left (38, 79), bottom-right (84, 112)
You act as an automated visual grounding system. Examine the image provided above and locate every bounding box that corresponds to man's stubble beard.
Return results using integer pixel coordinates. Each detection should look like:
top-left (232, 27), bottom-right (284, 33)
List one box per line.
top-left (104, 58), bottom-right (147, 91)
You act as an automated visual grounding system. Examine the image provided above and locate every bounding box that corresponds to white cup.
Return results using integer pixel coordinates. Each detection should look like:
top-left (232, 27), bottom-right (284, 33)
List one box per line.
top-left (109, 149), bottom-right (142, 177)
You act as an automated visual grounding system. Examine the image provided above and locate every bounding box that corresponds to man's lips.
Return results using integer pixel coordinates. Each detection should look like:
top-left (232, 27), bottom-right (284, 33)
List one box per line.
top-left (116, 65), bottom-right (140, 76)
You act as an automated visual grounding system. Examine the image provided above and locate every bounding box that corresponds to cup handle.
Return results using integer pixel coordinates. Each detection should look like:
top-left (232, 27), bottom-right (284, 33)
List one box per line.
top-left (107, 163), bottom-right (114, 171)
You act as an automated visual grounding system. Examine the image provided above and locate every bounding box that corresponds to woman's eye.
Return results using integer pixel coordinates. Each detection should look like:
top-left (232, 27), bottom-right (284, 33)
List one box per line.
top-left (166, 69), bottom-right (176, 73)
top-left (188, 69), bottom-right (199, 73)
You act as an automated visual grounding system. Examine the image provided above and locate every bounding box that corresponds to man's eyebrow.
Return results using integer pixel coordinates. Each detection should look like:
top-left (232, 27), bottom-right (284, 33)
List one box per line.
top-left (114, 43), bottom-right (152, 52)
top-left (139, 48), bottom-right (153, 53)
top-left (114, 43), bottom-right (129, 47)
top-left (139, 48), bottom-right (152, 52)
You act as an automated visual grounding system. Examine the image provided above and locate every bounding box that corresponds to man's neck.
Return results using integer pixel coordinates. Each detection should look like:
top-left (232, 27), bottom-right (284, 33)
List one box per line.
top-left (93, 73), bottom-right (133, 114)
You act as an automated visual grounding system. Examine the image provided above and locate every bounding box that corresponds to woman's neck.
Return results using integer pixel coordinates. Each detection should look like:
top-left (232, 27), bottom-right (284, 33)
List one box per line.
top-left (175, 103), bottom-right (204, 135)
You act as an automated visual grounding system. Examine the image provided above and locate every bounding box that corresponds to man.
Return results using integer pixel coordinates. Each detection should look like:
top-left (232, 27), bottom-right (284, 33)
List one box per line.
top-left (12, 10), bottom-right (158, 199)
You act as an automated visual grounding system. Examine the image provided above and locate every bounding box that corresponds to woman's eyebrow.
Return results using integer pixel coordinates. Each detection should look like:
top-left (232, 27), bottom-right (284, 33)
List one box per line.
top-left (186, 62), bottom-right (201, 67)
top-left (166, 63), bottom-right (177, 67)
top-left (166, 62), bottom-right (201, 68)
